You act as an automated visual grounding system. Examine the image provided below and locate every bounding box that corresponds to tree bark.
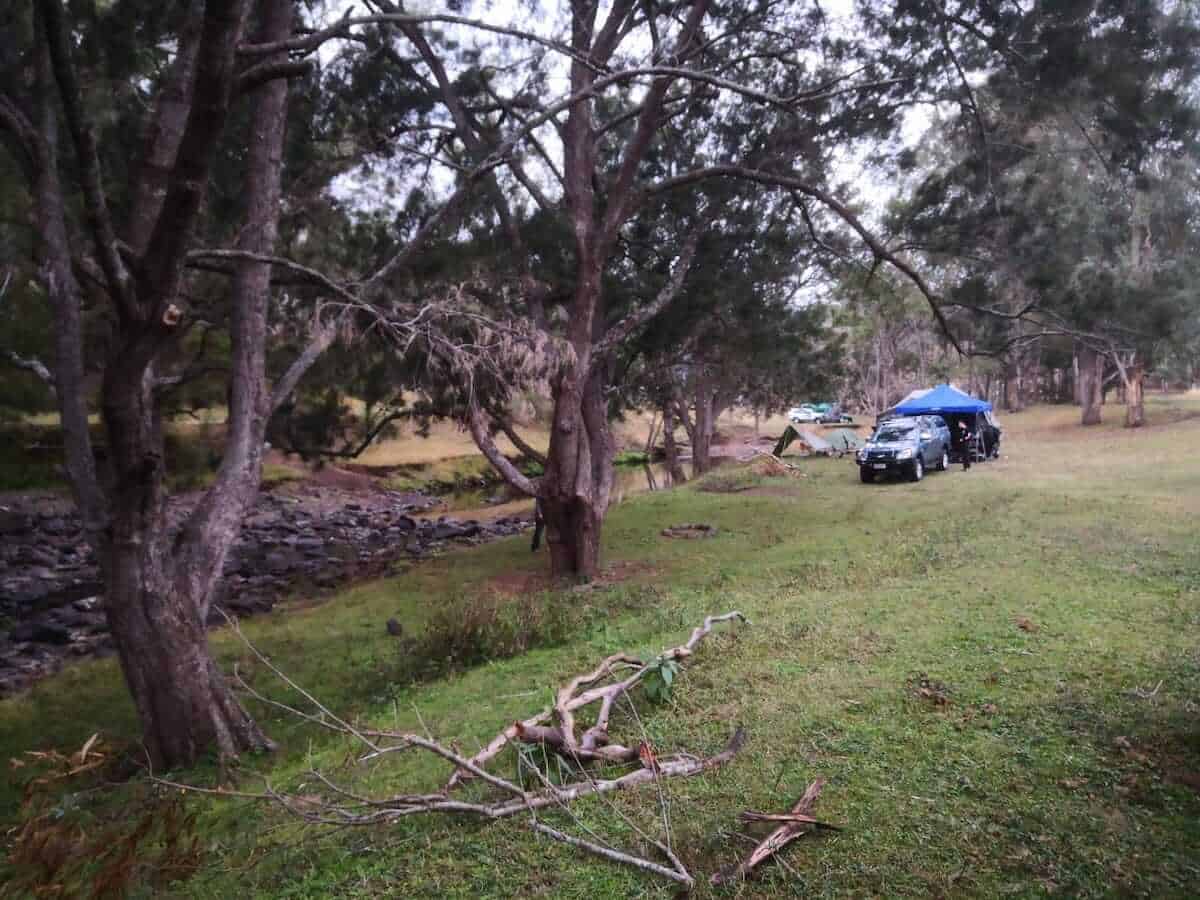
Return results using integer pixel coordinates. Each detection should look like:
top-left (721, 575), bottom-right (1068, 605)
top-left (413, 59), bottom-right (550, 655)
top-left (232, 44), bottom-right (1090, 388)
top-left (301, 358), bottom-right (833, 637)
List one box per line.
top-left (1124, 359), bottom-right (1145, 427)
top-left (691, 371), bottom-right (716, 477)
top-left (541, 362), bottom-right (612, 579)
top-left (661, 400), bottom-right (686, 485)
top-left (105, 538), bottom-right (271, 767)
top-left (1077, 343), bottom-right (1103, 426)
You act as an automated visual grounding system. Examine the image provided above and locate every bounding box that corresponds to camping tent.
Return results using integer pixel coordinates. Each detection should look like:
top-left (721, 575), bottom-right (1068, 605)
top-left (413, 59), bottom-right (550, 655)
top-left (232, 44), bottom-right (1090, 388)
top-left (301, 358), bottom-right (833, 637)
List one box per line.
top-left (772, 426), bottom-right (834, 457)
top-left (894, 383), bottom-right (991, 415)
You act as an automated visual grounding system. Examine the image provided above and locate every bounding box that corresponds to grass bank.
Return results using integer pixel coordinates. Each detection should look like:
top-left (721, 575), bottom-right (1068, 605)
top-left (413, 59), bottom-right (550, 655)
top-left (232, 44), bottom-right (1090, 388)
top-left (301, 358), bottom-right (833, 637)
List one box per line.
top-left (2, 397), bottom-right (1199, 897)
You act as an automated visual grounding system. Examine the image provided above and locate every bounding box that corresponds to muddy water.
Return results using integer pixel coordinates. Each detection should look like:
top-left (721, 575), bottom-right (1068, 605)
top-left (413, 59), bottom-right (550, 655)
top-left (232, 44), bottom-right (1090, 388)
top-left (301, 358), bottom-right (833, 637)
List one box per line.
top-left (421, 462), bottom-right (678, 522)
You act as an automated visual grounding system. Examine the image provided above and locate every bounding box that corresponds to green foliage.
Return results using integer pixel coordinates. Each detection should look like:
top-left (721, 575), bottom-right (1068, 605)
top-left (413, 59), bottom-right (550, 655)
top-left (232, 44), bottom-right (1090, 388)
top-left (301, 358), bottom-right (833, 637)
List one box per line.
top-left (389, 590), bottom-right (579, 686)
top-left (612, 450), bottom-right (649, 466)
top-left (641, 657), bottom-right (680, 704)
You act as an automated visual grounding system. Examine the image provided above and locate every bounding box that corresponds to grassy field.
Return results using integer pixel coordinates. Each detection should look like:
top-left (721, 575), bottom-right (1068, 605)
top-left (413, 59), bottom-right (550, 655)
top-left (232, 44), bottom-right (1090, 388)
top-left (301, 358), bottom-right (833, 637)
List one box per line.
top-left (2, 396), bottom-right (1199, 897)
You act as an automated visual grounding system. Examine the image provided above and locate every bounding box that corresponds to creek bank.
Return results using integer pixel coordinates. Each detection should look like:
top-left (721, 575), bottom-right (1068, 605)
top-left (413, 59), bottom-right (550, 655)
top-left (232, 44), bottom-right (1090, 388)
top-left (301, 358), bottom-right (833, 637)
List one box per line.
top-left (0, 481), bottom-right (533, 696)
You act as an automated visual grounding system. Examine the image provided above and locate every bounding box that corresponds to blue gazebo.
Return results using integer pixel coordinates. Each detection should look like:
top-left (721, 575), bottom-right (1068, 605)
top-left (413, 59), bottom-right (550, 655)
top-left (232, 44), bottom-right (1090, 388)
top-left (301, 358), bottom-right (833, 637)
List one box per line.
top-left (894, 383), bottom-right (992, 416)
top-left (893, 384), bottom-right (996, 461)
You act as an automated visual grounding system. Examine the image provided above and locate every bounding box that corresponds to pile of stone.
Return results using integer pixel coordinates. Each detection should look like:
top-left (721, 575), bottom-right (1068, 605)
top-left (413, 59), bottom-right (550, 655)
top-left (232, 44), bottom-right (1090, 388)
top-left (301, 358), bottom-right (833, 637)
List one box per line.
top-left (0, 487), bottom-right (532, 695)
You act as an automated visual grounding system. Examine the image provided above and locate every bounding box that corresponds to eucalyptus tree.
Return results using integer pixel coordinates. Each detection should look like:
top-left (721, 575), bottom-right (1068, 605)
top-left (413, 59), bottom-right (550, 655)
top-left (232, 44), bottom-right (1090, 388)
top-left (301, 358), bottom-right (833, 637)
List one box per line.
top-left (890, 0), bottom-right (1200, 426)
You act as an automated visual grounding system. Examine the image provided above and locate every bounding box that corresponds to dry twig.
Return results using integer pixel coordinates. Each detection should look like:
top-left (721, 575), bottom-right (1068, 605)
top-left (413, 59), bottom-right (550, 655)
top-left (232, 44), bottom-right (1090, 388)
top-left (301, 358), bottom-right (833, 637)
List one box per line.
top-left (712, 778), bottom-right (833, 885)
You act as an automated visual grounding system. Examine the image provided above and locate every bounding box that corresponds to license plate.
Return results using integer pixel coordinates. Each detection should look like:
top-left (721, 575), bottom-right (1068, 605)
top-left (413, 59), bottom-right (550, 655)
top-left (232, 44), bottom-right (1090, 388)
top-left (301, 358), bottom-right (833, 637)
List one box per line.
top-left (872, 463), bottom-right (887, 470)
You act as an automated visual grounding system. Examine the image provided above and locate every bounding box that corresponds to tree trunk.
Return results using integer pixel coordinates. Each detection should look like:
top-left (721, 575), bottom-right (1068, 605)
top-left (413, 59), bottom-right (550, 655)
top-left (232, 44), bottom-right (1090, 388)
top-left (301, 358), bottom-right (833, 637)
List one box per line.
top-left (691, 373), bottom-right (715, 477)
top-left (96, 0), bottom-right (290, 767)
top-left (105, 537), bottom-right (271, 767)
top-left (1078, 344), bottom-right (1103, 425)
top-left (1004, 366), bottom-right (1020, 412)
top-left (662, 401), bottom-right (686, 485)
top-left (542, 379), bottom-right (609, 580)
top-left (541, 342), bottom-right (614, 579)
top-left (1124, 360), bottom-right (1145, 428)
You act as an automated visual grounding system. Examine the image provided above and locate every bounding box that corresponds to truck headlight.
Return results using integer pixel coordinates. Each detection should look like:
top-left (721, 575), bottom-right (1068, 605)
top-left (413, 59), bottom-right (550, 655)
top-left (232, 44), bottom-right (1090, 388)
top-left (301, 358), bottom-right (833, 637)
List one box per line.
top-left (896, 448), bottom-right (914, 459)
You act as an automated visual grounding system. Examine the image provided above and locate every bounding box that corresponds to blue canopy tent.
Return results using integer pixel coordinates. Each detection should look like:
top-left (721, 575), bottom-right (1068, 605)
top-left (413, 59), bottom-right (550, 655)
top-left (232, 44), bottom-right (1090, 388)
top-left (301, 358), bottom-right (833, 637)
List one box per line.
top-left (892, 384), bottom-right (997, 461)
top-left (894, 383), bottom-right (991, 415)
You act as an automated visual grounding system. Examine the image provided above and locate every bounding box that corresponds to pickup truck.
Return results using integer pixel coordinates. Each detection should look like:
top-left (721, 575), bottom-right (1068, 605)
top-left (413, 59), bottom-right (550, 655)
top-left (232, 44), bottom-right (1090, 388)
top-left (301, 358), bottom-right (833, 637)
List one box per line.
top-left (856, 416), bottom-right (951, 483)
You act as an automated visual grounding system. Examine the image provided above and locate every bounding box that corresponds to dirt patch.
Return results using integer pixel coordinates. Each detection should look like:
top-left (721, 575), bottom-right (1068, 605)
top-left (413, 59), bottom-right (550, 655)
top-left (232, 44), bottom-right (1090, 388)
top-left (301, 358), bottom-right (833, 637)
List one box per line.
top-left (908, 672), bottom-right (952, 706)
top-left (483, 569), bottom-right (560, 597)
top-left (661, 523), bottom-right (718, 539)
top-left (483, 559), bottom-right (657, 597)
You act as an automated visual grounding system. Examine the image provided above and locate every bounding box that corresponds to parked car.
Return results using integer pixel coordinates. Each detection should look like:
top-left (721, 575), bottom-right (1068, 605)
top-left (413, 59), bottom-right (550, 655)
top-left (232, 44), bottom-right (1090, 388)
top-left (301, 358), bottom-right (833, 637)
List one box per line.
top-left (788, 405), bottom-right (820, 423)
top-left (856, 415), bottom-right (951, 483)
top-left (818, 404), bottom-right (854, 424)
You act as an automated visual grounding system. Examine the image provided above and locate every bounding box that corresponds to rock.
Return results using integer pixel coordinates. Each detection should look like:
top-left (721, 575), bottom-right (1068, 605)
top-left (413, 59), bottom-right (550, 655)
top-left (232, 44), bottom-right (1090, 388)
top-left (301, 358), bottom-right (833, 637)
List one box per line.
top-left (386, 618), bottom-right (404, 637)
top-left (11, 621), bottom-right (73, 645)
top-left (432, 522), bottom-right (469, 540)
top-left (0, 509), bottom-right (31, 534)
top-left (263, 549), bottom-right (297, 573)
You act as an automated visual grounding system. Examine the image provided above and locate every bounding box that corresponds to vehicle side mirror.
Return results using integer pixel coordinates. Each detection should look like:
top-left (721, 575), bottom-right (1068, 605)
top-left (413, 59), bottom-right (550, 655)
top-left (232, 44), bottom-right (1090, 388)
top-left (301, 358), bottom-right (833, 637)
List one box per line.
top-left (920, 431), bottom-right (932, 440)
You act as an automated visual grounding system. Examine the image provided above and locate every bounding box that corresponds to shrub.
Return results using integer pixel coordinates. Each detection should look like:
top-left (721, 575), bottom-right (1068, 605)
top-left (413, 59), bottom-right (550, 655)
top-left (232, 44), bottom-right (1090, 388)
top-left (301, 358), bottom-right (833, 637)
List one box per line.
top-left (394, 591), bottom-right (578, 684)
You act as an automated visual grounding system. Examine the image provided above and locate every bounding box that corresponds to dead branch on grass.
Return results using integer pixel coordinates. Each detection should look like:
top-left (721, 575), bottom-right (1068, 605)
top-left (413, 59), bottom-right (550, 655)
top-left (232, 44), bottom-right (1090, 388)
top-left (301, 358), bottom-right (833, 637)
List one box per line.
top-left (712, 778), bottom-right (833, 885)
top-left (159, 611), bottom-right (751, 888)
top-left (446, 610), bottom-right (749, 787)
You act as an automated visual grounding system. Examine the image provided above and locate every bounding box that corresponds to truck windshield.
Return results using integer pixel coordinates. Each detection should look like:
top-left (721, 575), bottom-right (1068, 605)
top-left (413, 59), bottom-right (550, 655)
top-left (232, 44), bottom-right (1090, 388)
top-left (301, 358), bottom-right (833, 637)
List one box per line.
top-left (874, 427), bottom-right (913, 442)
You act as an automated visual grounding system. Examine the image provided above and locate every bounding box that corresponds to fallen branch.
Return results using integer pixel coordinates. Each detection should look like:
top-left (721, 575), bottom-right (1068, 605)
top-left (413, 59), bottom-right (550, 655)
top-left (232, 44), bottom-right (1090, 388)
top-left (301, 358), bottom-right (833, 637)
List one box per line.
top-left (445, 610), bottom-right (748, 788)
top-left (161, 611), bottom-right (752, 888)
top-left (712, 778), bottom-right (832, 885)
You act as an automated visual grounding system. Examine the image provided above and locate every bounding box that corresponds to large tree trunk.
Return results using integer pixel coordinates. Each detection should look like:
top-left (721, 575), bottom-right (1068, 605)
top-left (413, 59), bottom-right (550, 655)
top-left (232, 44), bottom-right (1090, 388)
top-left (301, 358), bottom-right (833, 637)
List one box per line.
top-left (105, 535), bottom-right (271, 767)
top-left (542, 364), bottom-right (613, 579)
top-left (1124, 360), bottom-right (1146, 427)
top-left (1077, 343), bottom-right (1103, 425)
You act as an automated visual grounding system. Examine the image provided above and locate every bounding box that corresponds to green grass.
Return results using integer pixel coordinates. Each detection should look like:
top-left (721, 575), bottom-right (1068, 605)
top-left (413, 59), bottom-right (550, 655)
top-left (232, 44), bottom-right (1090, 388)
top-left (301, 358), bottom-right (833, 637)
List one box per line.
top-left (3, 396), bottom-right (1200, 897)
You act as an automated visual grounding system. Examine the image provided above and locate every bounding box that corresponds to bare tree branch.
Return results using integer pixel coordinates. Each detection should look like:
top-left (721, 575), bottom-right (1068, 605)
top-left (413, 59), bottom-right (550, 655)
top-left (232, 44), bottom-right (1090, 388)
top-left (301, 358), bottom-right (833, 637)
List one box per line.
top-left (270, 317), bottom-right (339, 414)
top-left (593, 226), bottom-right (704, 362)
top-left (467, 400), bottom-right (539, 496)
top-left (36, 0), bottom-right (135, 314)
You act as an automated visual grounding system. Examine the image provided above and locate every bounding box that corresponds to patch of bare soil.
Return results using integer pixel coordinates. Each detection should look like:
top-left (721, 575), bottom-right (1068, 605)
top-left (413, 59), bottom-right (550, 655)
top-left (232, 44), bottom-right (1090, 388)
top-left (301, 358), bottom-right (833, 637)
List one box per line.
top-left (483, 559), bottom-right (657, 597)
top-left (661, 523), bottom-right (718, 539)
top-left (264, 451), bottom-right (391, 494)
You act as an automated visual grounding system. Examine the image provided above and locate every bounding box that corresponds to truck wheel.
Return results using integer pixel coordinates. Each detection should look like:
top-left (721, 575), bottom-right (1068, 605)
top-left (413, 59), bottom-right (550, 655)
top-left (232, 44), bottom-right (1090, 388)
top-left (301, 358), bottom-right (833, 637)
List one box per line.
top-left (910, 458), bottom-right (924, 482)
top-left (937, 450), bottom-right (948, 471)
top-left (859, 467), bottom-right (874, 484)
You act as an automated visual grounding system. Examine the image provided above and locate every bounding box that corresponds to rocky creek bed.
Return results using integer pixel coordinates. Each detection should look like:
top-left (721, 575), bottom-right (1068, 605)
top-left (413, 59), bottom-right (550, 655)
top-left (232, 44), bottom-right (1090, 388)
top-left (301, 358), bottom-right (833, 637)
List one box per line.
top-left (0, 481), bottom-right (533, 696)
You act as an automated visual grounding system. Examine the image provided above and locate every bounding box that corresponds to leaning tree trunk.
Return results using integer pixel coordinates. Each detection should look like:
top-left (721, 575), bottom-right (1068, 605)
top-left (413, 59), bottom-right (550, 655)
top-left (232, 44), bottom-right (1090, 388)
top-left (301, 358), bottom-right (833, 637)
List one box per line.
top-left (1124, 360), bottom-right (1146, 428)
top-left (1077, 344), bottom-right (1103, 426)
